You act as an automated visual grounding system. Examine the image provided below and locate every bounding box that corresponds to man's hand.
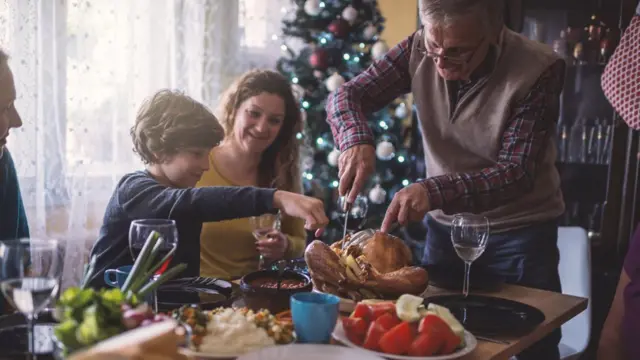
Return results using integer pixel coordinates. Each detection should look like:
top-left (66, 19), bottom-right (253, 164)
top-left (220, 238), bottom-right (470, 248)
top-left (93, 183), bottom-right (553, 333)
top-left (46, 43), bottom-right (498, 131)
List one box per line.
top-left (381, 183), bottom-right (430, 233)
top-left (338, 144), bottom-right (376, 204)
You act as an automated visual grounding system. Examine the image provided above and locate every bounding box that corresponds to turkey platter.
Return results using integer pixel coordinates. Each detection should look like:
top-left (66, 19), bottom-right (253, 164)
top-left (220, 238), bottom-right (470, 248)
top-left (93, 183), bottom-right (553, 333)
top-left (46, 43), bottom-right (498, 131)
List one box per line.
top-left (305, 231), bottom-right (429, 301)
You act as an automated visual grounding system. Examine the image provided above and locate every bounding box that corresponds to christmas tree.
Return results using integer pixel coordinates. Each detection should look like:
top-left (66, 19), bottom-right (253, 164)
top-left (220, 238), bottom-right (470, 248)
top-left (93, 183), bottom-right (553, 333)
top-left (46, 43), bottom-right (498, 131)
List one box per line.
top-left (276, 0), bottom-right (418, 242)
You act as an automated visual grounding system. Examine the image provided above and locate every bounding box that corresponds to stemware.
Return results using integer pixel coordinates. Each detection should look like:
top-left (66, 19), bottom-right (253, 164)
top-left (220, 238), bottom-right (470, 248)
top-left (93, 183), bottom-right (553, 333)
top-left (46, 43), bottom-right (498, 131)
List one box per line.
top-left (129, 219), bottom-right (178, 310)
top-left (450, 213), bottom-right (490, 297)
top-left (336, 194), bottom-right (369, 236)
top-left (129, 219), bottom-right (178, 275)
top-left (0, 239), bottom-right (62, 359)
top-left (249, 213), bottom-right (280, 270)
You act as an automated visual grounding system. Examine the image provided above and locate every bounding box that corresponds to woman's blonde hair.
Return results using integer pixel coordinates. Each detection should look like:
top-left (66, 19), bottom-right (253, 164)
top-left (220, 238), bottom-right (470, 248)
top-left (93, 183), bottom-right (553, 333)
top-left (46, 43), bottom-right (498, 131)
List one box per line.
top-left (131, 89), bottom-right (224, 164)
top-left (217, 69), bottom-right (303, 193)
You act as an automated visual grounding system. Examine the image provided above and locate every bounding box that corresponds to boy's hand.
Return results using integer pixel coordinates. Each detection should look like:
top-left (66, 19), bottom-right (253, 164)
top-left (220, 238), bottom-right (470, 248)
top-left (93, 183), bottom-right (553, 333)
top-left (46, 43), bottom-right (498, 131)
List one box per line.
top-left (273, 191), bottom-right (329, 234)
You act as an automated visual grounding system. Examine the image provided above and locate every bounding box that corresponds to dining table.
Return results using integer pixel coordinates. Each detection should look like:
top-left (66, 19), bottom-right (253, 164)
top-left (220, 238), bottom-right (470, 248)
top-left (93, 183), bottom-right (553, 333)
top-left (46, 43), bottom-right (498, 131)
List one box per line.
top-left (332, 283), bottom-right (588, 360)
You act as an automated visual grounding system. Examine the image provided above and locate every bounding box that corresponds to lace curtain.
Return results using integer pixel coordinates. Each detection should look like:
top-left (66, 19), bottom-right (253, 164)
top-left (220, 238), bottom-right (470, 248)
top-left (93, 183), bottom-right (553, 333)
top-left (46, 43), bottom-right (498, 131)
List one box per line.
top-left (0, 0), bottom-right (290, 289)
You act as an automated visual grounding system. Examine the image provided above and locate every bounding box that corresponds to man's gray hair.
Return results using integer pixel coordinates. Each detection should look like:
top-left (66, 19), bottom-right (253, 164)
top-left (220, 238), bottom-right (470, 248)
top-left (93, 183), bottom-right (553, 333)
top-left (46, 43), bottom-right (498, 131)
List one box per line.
top-left (418, 0), bottom-right (504, 35)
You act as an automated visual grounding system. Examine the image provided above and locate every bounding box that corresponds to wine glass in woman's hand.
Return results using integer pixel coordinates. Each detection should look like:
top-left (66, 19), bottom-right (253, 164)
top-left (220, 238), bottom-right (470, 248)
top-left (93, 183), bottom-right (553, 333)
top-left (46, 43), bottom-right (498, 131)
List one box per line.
top-left (249, 214), bottom-right (287, 269)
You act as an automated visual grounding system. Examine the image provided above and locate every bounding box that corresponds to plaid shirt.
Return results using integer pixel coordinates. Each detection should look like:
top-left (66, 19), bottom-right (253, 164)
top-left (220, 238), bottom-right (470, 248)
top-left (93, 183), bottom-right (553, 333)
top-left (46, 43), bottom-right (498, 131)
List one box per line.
top-left (326, 32), bottom-right (564, 214)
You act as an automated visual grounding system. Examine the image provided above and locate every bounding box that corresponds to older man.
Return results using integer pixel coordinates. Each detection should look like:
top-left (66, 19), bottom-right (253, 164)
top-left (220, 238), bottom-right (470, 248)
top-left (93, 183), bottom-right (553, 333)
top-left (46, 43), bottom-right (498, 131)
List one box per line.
top-left (326, 0), bottom-right (564, 358)
top-left (0, 48), bottom-right (29, 315)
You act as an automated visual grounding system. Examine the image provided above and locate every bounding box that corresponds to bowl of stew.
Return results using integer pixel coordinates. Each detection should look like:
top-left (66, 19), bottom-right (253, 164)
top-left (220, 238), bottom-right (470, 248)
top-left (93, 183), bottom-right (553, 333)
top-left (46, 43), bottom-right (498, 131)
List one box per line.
top-left (239, 269), bottom-right (312, 314)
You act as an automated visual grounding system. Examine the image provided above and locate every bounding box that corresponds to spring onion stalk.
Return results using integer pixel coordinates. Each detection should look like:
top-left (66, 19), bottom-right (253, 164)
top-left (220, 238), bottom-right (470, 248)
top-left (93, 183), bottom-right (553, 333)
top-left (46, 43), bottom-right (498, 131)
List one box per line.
top-left (142, 236), bottom-right (165, 278)
top-left (129, 245), bottom-right (178, 294)
top-left (137, 263), bottom-right (187, 299)
top-left (121, 231), bottom-right (159, 293)
top-left (80, 255), bottom-right (97, 289)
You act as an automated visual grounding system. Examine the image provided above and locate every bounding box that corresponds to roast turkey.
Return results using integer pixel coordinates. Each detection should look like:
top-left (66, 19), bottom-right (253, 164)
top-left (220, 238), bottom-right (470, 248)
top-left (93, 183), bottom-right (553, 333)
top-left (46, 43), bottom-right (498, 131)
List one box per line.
top-left (304, 231), bottom-right (429, 301)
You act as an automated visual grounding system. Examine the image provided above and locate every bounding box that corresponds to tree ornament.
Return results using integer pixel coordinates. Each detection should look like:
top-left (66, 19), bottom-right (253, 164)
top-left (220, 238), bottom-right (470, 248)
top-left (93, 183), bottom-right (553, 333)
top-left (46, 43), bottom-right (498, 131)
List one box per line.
top-left (394, 103), bottom-right (408, 118)
top-left (341, 5), bottom-right (358, 24)
top-left (327, 148), bottom-right (340, 167)
top-left (371, 40), bottom-right (389, 60)
top-left (325, 72), bottom-right (345, 92)
top-left (303, 0), bottom-right (322, 16)
top-left (376, 140), bottom-right (395, 160)
top-left (368, 184), bottom-right (387, 204)
top-left (328, 19), bottom-right (351, 38)
top-left (363, 24), bottom-right (377, 40)
top-left (309, 48), bottom-right (330, 70)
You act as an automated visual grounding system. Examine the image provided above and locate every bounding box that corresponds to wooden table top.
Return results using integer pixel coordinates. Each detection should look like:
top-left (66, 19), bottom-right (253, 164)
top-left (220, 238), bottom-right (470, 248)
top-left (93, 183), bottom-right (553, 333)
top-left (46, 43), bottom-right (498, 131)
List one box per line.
top-left (334, 284), bottom-right (587, 360)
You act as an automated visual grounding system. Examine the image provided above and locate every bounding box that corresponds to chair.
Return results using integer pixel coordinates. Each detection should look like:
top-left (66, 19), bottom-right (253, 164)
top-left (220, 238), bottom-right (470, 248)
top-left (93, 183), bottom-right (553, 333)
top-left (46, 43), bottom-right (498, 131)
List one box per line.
top-left (557, 226), bottom-right (592, 360)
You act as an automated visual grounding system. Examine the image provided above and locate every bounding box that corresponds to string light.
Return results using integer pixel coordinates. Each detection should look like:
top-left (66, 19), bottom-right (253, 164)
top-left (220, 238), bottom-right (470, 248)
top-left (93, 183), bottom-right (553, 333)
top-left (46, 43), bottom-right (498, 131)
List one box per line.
top-left (379, 120), bottom-right (388, 130)
top-left (292, 77), bottom-right (299, 84)
top-left (316, 138), bottom-right (325, 146)
top-left (280, 44), bottom-right (288, 51)
top-left (402, 179), bottom-right (410, 186)
top-left (343, 53), bottom-right (350, 60)
top-left (354, 56), bottom-right (360, 63)
top-left (319, 2), bottom-right (325, 8)
top-left (320, 38), bottom-right (327, 44)
top-left (305, 173), bottom-right (314, 180)
top-left (359, 43), bottom-right (365, 48)
top-left (302, 101), bottom-right (310, 109)
top-left (272, 34), bottom-right (278, 41)
top-left (398, 156), bottom-right (405, 163)
top-left (296, 132), bottom-right (304, 140)
top-left (331, 181), bottom-right (339, 188)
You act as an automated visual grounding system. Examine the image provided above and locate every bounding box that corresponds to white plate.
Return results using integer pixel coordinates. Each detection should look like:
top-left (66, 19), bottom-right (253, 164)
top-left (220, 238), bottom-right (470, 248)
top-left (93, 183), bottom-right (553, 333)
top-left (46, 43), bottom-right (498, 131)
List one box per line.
top-left (236, 344), bottom-right (383, 360)
top-left (332, 321), bottom-right (478, 360)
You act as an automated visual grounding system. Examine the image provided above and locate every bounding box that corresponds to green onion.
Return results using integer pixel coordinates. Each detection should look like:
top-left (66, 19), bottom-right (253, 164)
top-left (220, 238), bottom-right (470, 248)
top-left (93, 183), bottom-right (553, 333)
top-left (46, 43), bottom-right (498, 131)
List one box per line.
top-left (137, 263), bottom-right (187, 299)
top-left (144, 236), bottom-right (165, 274)
top-left (129, 245), bottom-right (177, 294)
top-left (80, 255), bottom-right (97, 290)
top-left (121, 231), bottom-right (159, 293)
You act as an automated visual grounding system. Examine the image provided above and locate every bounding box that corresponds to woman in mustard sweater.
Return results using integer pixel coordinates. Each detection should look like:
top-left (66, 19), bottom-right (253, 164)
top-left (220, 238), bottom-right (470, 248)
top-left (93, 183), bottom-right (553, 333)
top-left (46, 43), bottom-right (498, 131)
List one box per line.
top-left (197, 69), bottom-right (307, 279)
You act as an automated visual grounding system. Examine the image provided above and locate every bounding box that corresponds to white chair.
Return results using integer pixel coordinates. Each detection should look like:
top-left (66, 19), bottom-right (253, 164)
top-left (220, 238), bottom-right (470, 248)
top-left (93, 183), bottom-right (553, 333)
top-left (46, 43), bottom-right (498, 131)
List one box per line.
top-left (557, 226), bottom-right (592, 360)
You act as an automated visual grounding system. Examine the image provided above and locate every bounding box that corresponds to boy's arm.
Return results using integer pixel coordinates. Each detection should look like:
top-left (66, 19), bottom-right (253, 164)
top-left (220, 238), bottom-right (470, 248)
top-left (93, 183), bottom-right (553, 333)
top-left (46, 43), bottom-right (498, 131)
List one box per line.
top-left (117, 172), bottom-right (277, 221)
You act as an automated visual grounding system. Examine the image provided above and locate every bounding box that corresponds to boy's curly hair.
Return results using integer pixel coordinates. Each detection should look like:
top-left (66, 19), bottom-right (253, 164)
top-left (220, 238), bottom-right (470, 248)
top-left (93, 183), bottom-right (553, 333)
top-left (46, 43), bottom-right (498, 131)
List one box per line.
top-left (131, 90), bottom-right (223, 164)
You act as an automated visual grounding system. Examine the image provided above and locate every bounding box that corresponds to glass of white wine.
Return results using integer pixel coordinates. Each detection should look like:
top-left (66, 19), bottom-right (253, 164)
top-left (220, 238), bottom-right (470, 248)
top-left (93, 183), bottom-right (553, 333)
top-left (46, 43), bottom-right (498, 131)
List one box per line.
top-left (0, 239), bottom-right (62, 359)
top-left (451, 213), bottom-right (489, 298)
top-left (249, 213), bottom-right (280, 270)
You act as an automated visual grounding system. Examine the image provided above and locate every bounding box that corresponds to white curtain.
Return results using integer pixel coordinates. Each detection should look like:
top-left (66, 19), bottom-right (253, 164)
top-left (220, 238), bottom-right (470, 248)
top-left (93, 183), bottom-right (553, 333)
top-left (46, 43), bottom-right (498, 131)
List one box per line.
top-left (0, 0), bottom-right (290, 289)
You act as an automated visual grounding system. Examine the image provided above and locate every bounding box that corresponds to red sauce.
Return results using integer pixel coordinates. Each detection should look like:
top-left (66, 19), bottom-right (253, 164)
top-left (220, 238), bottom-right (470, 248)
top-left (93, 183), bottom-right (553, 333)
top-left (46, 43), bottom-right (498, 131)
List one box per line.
top-left (250, 277), bottom-right (306, 289)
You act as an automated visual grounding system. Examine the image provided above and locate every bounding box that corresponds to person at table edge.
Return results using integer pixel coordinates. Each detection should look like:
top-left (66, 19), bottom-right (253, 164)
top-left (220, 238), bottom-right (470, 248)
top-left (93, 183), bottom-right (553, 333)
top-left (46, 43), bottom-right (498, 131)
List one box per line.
top-left (326, 0), bottom-right (565, 359)
top-left (0, 47), bottom-right (30, 316)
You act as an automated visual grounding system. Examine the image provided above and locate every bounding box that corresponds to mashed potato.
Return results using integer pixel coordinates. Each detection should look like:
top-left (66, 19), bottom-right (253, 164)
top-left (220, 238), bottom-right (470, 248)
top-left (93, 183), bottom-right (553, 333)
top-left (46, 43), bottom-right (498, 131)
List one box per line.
top-left (198, 308), bottom-right (275, 355)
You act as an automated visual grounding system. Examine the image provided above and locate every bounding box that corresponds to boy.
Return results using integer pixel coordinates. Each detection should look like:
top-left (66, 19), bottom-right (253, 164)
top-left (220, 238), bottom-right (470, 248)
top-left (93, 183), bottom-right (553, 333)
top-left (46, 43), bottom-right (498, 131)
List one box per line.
top-left (87, 90), bottom-right (327, 287)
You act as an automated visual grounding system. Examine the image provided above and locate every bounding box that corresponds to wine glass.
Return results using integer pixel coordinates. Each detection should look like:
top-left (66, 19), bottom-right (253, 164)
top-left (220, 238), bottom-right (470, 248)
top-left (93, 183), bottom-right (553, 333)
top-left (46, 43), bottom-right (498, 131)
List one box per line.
top-left (450, 213), bottom-right (489, 298)
top-left (336, 194), bottom-right (369, 234)
top-left (0, 239), bottom-right (62, 359)
top-left (129, 219), bottom-right (178, 309)
top-left (129, 219), bottom-right (178, 275)
top-left (249, 213), bottom-right (280, 270)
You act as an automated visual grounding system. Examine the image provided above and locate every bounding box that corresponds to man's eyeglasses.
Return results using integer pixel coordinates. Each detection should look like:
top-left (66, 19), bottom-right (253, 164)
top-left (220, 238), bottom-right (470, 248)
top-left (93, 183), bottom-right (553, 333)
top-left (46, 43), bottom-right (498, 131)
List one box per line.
top-left (420, 36), bottom-right (486, 66)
